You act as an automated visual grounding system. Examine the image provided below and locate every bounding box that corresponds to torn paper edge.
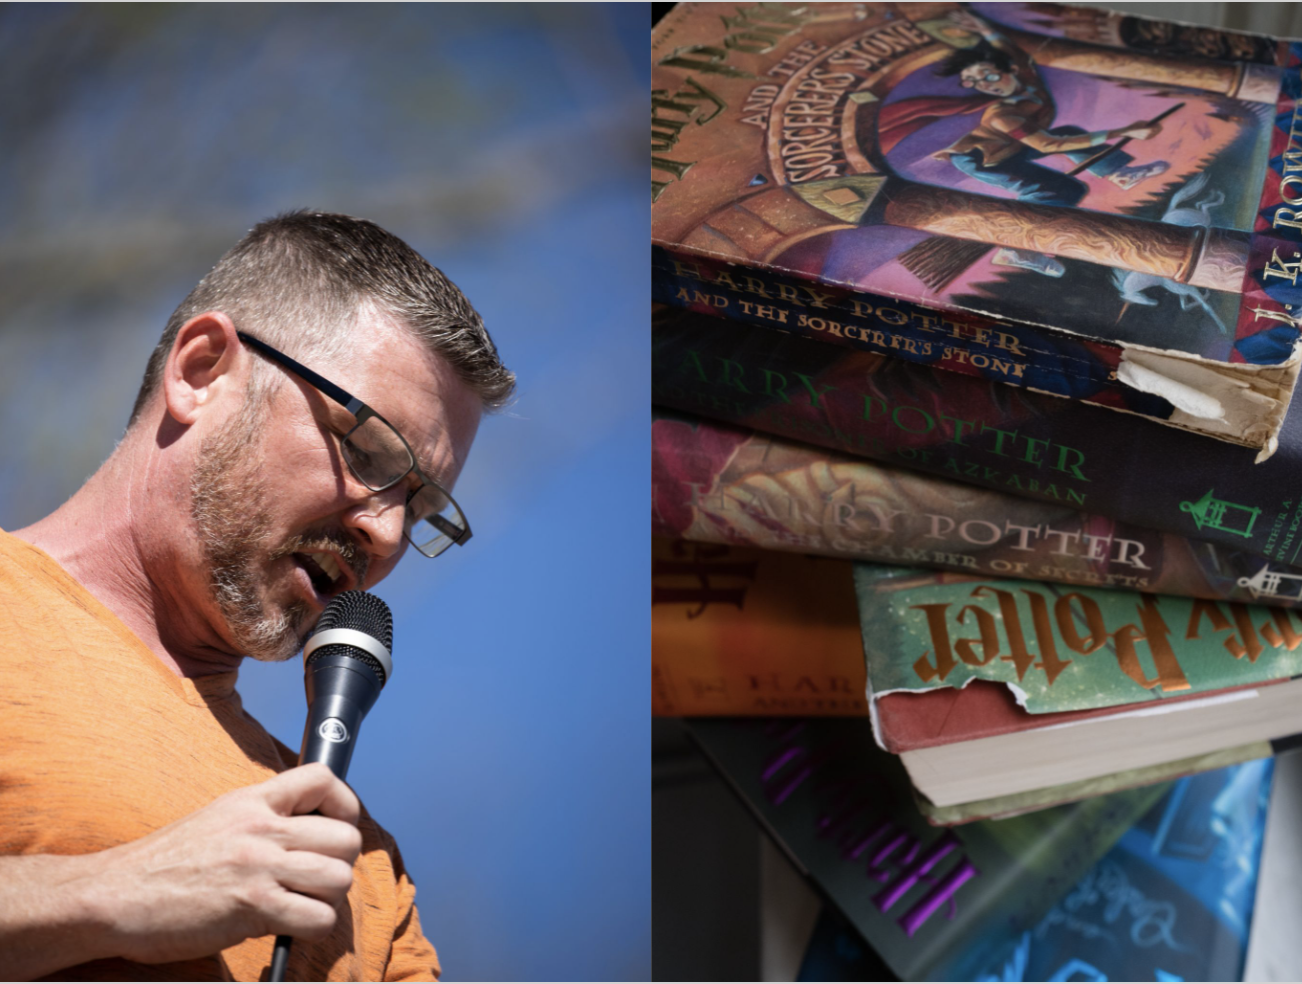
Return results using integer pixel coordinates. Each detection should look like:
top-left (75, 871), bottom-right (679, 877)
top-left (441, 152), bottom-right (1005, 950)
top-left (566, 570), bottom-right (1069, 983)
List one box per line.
top-left (867, 673), bottom-right (1258, 743)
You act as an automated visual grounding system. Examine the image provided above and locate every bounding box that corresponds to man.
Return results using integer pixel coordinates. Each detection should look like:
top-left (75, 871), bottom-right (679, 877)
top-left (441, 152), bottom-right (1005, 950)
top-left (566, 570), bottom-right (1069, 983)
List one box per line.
top-left (0, 212), bottom-right (514, 980)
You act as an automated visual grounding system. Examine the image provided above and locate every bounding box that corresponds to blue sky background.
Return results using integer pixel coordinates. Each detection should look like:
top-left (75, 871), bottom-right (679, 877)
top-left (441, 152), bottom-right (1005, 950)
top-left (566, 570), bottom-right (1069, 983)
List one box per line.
top-left (0, 4), bottom-right (648, 979)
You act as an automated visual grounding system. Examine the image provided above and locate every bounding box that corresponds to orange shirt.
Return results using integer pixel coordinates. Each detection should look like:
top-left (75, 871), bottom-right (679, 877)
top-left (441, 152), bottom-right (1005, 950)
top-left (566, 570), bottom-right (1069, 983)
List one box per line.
top-left (0, 531), bottom-right (440, 981)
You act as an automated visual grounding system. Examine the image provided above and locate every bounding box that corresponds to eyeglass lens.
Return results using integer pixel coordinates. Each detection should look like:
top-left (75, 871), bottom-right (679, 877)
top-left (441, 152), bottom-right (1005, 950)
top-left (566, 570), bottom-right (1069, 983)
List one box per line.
top-left (407, 486), bottom-right (463, 557)
top-left (341, 416), bottom-right (463, 557)
top-left (342, 416), bottom-right (412, 490)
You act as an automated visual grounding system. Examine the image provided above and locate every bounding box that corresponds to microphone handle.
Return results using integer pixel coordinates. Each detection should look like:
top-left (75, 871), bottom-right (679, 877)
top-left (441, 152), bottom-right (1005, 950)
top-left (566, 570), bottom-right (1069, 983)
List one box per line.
top-left (298, 652), bottom-right (386, 779)
top-left (271, 655), bottom-right (383, 981)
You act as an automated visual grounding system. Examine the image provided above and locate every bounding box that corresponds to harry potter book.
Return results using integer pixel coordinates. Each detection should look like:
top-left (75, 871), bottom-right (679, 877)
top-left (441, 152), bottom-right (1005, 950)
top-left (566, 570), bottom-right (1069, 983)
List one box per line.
top-left (651, 537), bottom-right (867, 717)
top-left (653, 303), bottom-right (1302, 592)
top-left (795, 759), bottom-right (1273, 982)
top-left (853, 564), bottom-right (1302, 807)
top-left (684, 716), bottom-right (1164, 981)
top-left (651, 538), bottom-right (1275, 825)
top-left (653, 2), bottom-right (1302, 457)
top-left (974, 759), bottom-right (1273, 982)
top-left (652, 408), bottom-right (1302, 607)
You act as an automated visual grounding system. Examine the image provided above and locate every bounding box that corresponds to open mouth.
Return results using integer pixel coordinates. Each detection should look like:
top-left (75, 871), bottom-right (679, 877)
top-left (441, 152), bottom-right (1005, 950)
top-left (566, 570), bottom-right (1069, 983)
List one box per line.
top-left (293, 551), bottom-right (348, 598)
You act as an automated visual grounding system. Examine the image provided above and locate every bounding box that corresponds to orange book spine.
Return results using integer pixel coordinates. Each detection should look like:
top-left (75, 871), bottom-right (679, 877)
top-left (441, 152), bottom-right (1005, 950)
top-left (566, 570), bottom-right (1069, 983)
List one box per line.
top-left (651, 537), bottom-right (867, 716)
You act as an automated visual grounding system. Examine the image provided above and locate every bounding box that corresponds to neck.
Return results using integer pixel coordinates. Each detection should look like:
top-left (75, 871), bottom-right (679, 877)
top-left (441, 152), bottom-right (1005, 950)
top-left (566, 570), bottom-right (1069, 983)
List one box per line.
top-left (13, 424), bottom-right (242, 678)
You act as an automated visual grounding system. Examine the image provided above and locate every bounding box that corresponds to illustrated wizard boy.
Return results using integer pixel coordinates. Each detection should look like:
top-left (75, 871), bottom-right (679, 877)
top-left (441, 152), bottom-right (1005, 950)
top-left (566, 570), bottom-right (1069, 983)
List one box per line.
top-left (927, 9), bottom-right (1169, 208)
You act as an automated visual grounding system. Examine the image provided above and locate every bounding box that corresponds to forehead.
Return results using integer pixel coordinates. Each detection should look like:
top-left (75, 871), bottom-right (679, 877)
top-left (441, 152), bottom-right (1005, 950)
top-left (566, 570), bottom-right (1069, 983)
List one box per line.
top-left (319, 304), bottom-right (483, 486)
top-left (961, 61), bottom-right (1000, 77)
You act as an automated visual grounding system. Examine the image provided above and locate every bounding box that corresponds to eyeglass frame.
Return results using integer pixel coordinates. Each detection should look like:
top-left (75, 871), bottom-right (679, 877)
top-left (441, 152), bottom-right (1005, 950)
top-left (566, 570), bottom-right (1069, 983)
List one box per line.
top-left (234, 330), bottom-right (472, 557)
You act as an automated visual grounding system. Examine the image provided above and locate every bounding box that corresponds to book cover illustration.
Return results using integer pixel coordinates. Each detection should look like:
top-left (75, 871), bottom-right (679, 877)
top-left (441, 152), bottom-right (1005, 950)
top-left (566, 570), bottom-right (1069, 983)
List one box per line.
top-left (686, 716), bottom-right (1164, 982)
top-left (793, 759), bottom-right (1272, 982)
top-left (652, 409), bottom-right (1302, 607)
top-left (854, 563), bottom-right (1302, 713)
top-left (651, 537), bottom-right (868, 717)
top-left (653, 303), bottom-right (1302, 594)
top-left (977, 759), bottom-right (1273, 982)
top-left (653, 2), bottom-right (1302, 454)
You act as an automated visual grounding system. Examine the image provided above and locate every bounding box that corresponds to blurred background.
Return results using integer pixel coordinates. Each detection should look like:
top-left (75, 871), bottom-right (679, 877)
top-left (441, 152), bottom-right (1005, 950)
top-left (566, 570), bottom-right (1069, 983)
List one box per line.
top-left (0, 4), bottom-right (647, 980)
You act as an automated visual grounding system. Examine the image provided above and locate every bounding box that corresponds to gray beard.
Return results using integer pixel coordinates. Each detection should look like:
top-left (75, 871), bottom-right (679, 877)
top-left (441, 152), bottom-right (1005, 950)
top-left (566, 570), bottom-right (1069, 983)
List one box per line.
top-left (190, 405), bottom-right (311, 663)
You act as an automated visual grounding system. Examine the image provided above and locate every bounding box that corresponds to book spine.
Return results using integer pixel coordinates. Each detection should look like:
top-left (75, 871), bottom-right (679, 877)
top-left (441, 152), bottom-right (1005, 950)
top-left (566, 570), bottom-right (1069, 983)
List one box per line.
top-left (652, 410), bottom-right (1302, 608)
top-left (652, 245), bottom-right (1167, 419)
top-left (651, 304), bottom-right (1302, 600)
top-left (651, 538), bottom-right (867, 717)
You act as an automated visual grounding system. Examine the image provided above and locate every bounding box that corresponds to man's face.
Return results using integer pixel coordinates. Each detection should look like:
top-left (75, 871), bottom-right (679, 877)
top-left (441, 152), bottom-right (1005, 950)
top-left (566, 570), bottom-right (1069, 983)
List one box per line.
top-left (960, 61), bottom-right (1020, 98)
top-left (189, 307), bottom-right (482, 662)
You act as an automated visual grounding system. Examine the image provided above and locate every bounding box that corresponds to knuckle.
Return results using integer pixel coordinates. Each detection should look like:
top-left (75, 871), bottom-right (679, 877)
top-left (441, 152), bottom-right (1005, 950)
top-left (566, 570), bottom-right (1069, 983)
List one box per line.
top-left (302, 762), bottom-right (334, 782)
top-left (230, 837), bottom-right (272, 873)
top-left (326, 859), bottom-right (355, 896)
top-left (246, 878), bottom-right (279, 912)
top-left (296, 904), bottom-right (338, 942)
top-left (342, 825), bottom-right (363, 857)
top-left (242, 811), bottom-right (284, 840)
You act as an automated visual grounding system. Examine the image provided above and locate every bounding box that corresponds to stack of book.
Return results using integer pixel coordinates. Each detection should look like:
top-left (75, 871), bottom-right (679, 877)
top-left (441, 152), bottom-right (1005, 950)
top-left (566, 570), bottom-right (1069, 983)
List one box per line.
top-left (651, 2), bottom-right (1302, 979)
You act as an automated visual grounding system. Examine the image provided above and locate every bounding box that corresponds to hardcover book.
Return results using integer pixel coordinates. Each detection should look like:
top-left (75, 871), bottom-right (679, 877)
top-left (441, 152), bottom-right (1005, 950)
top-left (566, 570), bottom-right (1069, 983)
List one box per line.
top-left (653, 302), bottom-right (1302, 594)
top-left (975, 759), bottom-right (1272, 982)
top-left (794, 759), bottom-right (1273, 982)
top-left (653, 408), bottom-right (1302, 607)
top-left (651, 537), bottom-right (867, 717)
top-left (853, 564), bottom-right (1302, 805)
top-left (685, 716), bottom-right (1164, 981)
top-left (653, 2), bottom-right (1302, 457)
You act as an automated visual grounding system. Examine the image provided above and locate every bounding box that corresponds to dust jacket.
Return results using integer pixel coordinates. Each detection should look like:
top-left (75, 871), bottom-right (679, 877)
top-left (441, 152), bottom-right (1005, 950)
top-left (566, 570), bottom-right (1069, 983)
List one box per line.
top-left (653, 2), bottom-right (1302, 457)
top-left (652, 409), bottom-right (1302, 608)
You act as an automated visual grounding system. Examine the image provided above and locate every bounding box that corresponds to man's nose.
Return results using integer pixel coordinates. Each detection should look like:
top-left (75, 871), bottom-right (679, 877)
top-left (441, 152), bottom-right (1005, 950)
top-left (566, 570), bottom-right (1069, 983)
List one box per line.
top-left (342, 484), bottom-right (408, 563)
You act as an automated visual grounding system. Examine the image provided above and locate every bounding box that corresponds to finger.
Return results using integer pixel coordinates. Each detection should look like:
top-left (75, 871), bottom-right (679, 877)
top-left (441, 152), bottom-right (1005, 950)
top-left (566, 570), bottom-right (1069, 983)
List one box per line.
top-left (274, 814), bottom-right (364, 863)
top-left (259, 764), bottom-right (361, 826)
top-left (273, 850), bottom-right (355, 905)
top-left (262, 886), bottom-right (340, 943)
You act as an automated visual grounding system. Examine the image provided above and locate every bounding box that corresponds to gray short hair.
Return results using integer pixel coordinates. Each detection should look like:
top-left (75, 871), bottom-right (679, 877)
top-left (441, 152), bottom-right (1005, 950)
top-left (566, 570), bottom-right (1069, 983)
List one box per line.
top-left (129, 210), bottom-right (515, 425)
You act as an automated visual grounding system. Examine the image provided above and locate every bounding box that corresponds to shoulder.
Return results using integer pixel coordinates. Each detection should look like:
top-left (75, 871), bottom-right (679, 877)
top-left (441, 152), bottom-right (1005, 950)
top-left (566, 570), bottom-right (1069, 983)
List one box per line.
top-left (984, 107), bottom-right (1027, 134)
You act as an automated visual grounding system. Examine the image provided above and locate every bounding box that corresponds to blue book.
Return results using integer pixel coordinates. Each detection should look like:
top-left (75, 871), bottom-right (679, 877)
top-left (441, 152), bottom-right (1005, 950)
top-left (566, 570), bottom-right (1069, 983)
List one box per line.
top-left (797, 760), bottom-right (1274, 982)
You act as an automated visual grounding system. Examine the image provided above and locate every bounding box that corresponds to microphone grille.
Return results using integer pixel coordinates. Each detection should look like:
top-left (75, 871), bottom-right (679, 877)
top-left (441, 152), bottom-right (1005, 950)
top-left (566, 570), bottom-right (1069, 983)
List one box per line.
top-left (313, 590), bottom-right (394, 650)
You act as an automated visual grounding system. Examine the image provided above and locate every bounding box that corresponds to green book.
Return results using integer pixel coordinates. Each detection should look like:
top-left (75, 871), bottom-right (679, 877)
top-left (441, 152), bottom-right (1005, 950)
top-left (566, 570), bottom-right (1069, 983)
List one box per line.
top-left (855, 565), bottom-right (1302, 807)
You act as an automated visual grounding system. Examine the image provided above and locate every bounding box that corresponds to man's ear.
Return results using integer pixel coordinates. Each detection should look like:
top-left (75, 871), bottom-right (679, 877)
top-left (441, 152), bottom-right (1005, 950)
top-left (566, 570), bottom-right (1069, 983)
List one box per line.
top-left (162, 312), bottom-right (245, 426)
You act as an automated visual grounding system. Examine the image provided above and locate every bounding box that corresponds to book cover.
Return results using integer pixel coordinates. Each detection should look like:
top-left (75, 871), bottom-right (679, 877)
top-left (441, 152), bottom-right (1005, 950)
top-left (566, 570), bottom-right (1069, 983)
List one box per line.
top-left (653, 302), bottom-right (1302, 593)
top-left (853, 564), bottom-right (1302, 714)
top-left (976, 759), bottom-right (1273, 982)
top-left (653, 2), bottom-right (1302, 456)
top-left (651, 537), bottom-right (867, 716)
top-left (795, 759), bottom-right (1273, 982)
top-left (686, 716), bottom-right (1164, 981)
top-left (653, 408), bottom-right (1302, 607)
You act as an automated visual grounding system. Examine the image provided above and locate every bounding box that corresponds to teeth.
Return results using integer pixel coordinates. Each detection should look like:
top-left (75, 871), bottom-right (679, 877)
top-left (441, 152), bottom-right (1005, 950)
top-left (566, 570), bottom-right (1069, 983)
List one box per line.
top-left (312, 552), bottom-right (342, 585)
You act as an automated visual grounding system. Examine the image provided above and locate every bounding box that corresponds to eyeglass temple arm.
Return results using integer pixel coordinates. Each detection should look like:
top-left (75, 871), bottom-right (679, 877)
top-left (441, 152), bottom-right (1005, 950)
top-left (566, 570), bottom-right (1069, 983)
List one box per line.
top-left (236, 331), bottom-right (364, 416)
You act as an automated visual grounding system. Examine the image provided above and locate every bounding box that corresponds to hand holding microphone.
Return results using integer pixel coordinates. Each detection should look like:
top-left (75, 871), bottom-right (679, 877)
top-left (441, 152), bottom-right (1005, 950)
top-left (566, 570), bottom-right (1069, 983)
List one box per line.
top-left (270, 590), bottom-right (394, 982)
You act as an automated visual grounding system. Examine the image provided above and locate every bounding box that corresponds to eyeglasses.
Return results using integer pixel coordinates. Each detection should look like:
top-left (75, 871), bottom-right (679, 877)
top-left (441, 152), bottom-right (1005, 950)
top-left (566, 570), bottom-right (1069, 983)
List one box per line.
top-left (961, 71), bottom-right (1005, 88)
top-left (236, 331), bottom-right (471, 558)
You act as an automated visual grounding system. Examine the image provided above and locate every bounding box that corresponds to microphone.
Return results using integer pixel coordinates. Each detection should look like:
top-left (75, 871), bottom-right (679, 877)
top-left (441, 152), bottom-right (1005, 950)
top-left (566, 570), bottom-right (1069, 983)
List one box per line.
top-left (269, 590), bottom-right (393, 983)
